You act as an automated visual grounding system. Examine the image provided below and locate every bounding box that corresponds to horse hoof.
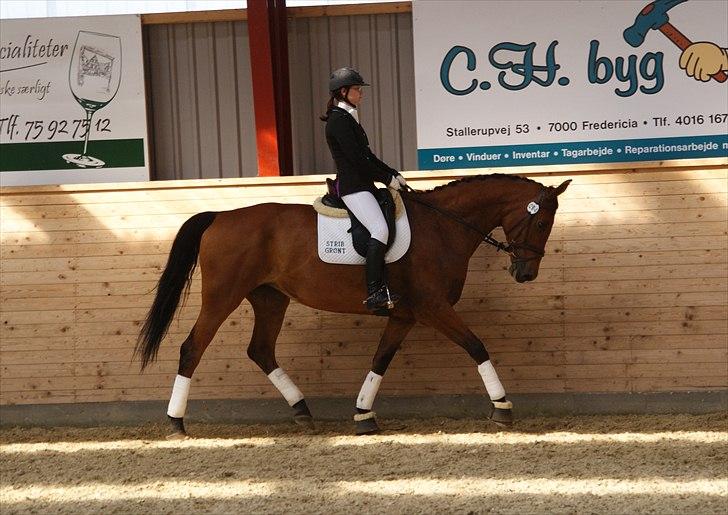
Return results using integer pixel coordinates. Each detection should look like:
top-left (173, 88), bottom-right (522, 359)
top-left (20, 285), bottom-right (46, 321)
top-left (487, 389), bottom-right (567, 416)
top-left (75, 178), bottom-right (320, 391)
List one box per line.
top-left (166, 432), bottom-right (190, 441)
top-left (292, 400), bottom-right (314, 428)
top-left (293, 414), bottom-right (315, 429)
top-left (488, 401), bottom-right (513, 427)
top-left (167, 415), bottom-right (188, 438)
top-left (354, 412), bottom-right (381, 435)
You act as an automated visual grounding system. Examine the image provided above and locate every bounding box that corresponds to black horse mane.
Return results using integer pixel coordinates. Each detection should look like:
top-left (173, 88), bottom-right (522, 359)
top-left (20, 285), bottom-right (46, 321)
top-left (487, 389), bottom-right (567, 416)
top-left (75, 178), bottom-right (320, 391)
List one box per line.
top-left (417, 173), bottom-right (540, 194)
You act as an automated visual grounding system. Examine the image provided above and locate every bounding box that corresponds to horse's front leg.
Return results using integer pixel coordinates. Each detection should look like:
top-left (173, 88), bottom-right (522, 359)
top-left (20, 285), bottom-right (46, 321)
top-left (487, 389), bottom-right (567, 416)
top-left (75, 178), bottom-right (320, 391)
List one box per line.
top-left (354, 315), bottom-right (415, 435)
top-left (422, 304), bottom-right (513, 426)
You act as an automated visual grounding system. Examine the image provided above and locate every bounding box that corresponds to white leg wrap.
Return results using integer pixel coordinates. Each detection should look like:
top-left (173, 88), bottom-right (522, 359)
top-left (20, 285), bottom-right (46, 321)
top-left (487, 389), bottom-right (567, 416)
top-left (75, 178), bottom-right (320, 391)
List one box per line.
top-left (356, 371), bottom-right (383, 410)
top-left (267, 368), bottom-right (304, 407)
top-left (167, 375), bottom-right (191, 418)
top-left (478, 360), bottom-right (506, 401)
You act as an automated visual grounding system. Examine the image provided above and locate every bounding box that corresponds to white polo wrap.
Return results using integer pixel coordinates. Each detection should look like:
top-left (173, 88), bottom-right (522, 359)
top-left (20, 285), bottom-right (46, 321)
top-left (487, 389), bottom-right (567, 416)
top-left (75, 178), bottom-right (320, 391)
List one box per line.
top-left (167, 374), bottom-right (191, 418)
top-left (356, 371), bottom-right (383, 410)
top-left (267, 368), bottom-right (304, 406)
top-left (478, 360), bottom-right (506, 401)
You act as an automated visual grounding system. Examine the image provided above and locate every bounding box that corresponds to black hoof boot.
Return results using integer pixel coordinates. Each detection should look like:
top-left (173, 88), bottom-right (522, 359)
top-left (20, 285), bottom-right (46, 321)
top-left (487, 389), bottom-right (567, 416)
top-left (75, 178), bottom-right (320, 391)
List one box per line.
top-left (354, 411), bottom-right (381, 435)
top-left (167, 415), bottom-right (189, 440)
top-left (487, 400), bottom-right (513, 428)
top-left (292, 399), bottom-right (314, 428)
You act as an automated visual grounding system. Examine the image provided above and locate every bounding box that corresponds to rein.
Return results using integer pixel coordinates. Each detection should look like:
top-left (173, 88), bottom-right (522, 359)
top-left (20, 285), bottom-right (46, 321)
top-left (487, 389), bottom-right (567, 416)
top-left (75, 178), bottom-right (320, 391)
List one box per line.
top-left (400, 185), bottom-right (547, 262)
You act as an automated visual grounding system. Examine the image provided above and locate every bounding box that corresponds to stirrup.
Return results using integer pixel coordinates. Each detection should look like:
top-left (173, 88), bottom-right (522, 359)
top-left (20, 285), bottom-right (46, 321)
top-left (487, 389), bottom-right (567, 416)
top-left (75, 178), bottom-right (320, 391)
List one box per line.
top-left (364, 286), bottom-right (400, 311)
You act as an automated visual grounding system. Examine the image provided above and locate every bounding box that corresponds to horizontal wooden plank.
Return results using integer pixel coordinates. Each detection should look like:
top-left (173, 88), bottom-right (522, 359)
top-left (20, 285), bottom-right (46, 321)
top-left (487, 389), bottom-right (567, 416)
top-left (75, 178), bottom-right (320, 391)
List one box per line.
top-left (559, 249), bottom-right (726, 268)
top-left (1, 241), bottom-right (170, 259)
top-left (564, 178), bottom-right (728, 199)
top-left (558, 192), bottom-right (728, 213)
top-left (564, 291), bottom-right (727, 309)
top-left (627, 362), bottom-right (728, 378)
top-left (564, 306), bottom-right (726, 323)
top-left (0, 227), bottom-right (179, 246)
top-left (630, 376), bottom-right (728, 390)
top-left (141, 8), bottom-right (246, 25)
top-left (563, 348), bottom-right (727, 365)
top-left (566, 319), bottom-right (727, 337)
top-left (564, 264), bottom-right (727, 282)
top-left (554, 168), bottom-right (727, 184)
top-left (556, 207), bottom-right (728, 225)
top-left (538, 277), bottom-right (727, 296)
top-left (563, 221), bottom-right (726, 240)
top-left (564, 235), bottom-right (726, 254)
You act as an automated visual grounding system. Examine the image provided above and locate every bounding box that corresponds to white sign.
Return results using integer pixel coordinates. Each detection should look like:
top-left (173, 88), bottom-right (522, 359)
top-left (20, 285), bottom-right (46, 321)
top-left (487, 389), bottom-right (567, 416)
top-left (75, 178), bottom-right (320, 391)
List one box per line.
top-left (413, 0), bottom-right (728, 169)
top-left (0, 15), bottom-right (148, 186)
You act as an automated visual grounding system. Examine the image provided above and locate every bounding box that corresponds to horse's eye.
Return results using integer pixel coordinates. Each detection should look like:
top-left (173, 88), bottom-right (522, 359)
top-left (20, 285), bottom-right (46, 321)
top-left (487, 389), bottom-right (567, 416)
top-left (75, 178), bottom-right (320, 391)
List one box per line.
top-left (537, 220), bottom-right (546, 230)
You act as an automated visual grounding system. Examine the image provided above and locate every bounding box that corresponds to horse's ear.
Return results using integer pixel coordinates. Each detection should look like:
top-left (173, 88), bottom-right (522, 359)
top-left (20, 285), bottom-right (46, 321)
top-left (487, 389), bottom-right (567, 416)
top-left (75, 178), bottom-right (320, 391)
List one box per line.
top-left (552, 179), bottom-right (571, 196)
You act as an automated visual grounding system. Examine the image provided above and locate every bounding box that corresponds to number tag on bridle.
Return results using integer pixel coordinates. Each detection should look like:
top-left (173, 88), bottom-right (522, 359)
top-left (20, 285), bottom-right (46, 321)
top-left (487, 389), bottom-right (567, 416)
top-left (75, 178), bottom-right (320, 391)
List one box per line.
top-left (526, 202), bottom-right (540, 215)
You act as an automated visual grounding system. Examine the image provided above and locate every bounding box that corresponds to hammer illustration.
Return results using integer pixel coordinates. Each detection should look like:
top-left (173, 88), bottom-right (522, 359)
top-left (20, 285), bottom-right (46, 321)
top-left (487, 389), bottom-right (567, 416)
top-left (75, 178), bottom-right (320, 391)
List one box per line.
top-left (624, 0), bottom-right (727, 82)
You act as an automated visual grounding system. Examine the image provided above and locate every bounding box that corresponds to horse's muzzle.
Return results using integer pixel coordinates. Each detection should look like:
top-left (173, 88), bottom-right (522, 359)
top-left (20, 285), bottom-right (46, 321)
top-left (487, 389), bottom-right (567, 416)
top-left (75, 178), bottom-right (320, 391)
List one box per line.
top-left (509, 262), bottom-right (536, 283)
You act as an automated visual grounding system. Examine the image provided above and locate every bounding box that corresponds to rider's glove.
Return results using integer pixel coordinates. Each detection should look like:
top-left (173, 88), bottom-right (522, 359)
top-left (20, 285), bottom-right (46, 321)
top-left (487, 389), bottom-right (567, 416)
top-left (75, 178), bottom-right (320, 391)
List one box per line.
top-left (390, 173), bottom-right (407, 190)
top-left (389, 175), bottom-right (403, 190)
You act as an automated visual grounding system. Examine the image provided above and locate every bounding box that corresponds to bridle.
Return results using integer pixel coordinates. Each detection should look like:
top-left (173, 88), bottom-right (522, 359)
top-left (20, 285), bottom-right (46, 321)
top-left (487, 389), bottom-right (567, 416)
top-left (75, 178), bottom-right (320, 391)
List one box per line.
top-left (401, 185), bottom-right (551, 263)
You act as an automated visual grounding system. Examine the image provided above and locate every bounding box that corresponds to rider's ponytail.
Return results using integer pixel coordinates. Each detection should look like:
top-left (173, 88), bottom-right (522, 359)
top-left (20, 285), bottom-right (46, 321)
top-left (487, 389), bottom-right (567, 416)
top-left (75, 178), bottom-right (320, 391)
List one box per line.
top-left (319, 96), bottom-right (336, 122)
top-left (319, 88), bottom-right (348, 122)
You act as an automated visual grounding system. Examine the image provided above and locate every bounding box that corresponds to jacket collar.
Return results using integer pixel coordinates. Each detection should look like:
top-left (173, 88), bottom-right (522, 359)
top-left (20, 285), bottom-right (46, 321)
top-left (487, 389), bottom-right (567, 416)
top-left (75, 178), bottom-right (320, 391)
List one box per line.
top-left (335, 101), bottom-right (359, 123)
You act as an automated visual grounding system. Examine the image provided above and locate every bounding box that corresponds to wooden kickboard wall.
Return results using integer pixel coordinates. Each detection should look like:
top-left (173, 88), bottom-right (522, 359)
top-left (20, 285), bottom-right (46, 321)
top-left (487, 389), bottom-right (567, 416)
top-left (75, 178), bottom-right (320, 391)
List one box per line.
top-left (1, 165), bottom-right (726, 406)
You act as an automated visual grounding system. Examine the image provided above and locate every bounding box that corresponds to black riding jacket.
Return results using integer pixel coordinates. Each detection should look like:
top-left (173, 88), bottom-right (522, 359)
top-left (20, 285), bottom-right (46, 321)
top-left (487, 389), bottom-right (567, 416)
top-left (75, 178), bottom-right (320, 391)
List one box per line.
top-left (325, 106), bottom-right (397, 196)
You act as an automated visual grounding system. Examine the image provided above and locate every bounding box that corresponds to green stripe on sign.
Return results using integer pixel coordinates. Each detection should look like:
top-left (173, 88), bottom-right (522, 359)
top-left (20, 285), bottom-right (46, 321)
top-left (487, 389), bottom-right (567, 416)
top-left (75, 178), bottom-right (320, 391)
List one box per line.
top-left (0, 139), bottom-right (145, 172)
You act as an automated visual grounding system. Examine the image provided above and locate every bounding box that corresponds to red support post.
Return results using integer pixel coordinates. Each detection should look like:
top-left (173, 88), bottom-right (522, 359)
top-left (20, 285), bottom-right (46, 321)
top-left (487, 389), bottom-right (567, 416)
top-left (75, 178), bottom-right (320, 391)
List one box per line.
top-left (248, 0), bottom-right (293, 176)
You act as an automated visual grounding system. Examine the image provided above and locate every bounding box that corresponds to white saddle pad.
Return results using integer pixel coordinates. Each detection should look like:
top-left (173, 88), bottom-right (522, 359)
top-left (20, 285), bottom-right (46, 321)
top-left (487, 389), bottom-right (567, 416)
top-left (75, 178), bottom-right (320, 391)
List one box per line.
top-left (317, 207), bottom-right (411, 265)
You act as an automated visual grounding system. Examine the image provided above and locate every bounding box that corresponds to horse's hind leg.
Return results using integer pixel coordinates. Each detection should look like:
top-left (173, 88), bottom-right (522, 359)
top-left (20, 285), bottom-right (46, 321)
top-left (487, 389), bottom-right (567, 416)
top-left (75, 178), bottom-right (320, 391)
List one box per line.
top-left (354, 315), bottom-right (415, 435)
top-left (167, 286), bottom-right (248, 438)
top-left (246, 286), bottom-right (313, 427)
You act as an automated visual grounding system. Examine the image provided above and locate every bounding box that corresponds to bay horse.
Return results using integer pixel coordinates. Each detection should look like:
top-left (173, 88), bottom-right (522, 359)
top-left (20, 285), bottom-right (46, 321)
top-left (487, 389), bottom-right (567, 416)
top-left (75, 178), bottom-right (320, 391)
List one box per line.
top-left (135, 174), bottom-right (571, 437)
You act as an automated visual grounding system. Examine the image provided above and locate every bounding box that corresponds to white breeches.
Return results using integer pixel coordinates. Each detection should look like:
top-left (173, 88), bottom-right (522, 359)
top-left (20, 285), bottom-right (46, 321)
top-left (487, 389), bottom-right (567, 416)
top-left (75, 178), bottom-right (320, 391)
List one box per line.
top-left (341, 191), bottom-right (389, 244)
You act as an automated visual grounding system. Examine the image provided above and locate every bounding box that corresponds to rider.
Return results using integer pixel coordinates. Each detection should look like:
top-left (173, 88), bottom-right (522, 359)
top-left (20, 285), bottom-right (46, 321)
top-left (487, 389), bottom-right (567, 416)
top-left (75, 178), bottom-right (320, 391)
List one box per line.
top-left (321, 67), bottom-right (407, 311)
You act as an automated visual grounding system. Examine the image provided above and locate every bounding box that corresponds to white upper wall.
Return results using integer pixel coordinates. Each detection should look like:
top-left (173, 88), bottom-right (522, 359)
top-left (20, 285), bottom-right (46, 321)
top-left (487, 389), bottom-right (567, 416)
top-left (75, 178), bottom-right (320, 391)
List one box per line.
top-left (0, 0), bottom-right (397, 19)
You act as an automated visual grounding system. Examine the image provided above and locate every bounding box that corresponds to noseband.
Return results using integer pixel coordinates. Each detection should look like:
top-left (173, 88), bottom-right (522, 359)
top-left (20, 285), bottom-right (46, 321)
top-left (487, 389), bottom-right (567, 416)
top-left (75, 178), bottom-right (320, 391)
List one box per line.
top-left (402, 186), bottom-right (550, 262)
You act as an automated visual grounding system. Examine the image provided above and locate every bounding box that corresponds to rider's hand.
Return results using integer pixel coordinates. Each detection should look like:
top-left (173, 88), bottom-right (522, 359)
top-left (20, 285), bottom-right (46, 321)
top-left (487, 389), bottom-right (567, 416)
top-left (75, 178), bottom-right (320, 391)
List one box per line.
top-left (394, 173), bottom-right (407, 188)
top-left (388, 175), bottom-right (403, 190)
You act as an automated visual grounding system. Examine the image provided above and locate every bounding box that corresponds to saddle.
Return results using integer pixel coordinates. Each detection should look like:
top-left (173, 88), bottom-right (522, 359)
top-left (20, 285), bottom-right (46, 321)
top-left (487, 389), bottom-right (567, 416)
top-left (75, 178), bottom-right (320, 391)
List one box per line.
top-left (320, 178), bottom-right (397, 258)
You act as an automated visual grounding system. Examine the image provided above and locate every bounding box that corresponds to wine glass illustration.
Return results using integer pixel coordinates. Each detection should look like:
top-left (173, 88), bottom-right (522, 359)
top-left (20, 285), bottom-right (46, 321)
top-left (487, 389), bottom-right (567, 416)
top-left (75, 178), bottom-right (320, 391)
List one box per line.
top-left (63, 31), bottom-right (122, 168)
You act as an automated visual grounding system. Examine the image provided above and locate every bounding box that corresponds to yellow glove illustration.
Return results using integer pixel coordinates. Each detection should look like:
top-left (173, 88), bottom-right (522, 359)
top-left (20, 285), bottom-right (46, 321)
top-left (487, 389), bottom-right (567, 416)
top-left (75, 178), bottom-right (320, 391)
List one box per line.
top-left (679, 42), bottom-right (728, 82)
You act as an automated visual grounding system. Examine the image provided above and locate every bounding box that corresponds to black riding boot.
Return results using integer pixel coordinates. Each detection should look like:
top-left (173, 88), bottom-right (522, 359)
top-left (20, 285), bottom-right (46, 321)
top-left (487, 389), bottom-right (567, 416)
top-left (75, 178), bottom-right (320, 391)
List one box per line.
top-left (364, 239), bottom-right (400, 311)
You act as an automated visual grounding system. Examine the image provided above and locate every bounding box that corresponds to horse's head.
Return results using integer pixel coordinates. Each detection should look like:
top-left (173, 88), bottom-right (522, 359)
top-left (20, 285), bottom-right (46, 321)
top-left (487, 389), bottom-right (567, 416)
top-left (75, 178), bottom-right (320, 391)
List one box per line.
top-left (501, 179), bottom-right (571, 283)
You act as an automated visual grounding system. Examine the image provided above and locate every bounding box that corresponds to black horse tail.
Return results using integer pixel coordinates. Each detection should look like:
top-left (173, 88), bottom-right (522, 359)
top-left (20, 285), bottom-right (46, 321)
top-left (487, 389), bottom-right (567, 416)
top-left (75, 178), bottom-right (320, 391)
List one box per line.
top-left (135, 211), bottom-right (217, 370)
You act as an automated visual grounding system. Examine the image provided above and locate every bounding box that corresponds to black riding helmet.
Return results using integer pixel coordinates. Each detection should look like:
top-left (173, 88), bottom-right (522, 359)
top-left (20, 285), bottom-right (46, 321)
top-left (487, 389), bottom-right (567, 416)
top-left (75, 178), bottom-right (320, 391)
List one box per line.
top-left (329, 67), bottom-right (369, 92)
